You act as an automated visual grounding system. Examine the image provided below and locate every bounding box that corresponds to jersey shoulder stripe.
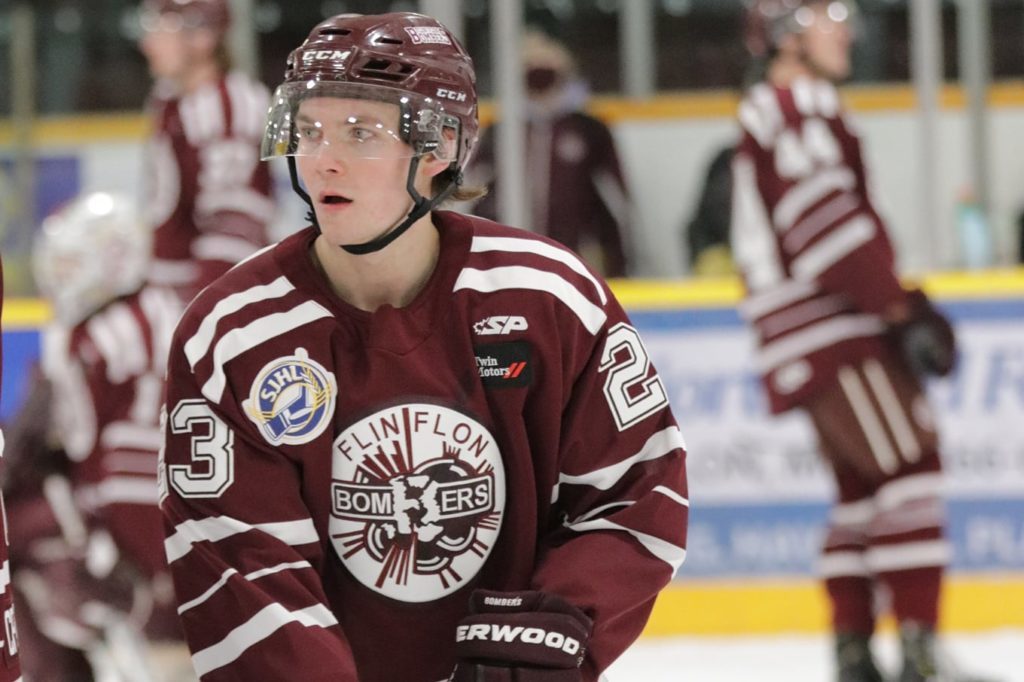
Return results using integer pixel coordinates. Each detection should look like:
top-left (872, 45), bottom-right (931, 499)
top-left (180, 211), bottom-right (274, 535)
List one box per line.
top-left (85, 299), bottom-right (149, 384)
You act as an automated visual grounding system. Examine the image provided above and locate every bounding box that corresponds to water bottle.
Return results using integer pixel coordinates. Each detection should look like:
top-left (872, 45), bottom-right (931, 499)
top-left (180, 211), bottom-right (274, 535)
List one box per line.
top-left (956, 190), bottom-right (993, 270)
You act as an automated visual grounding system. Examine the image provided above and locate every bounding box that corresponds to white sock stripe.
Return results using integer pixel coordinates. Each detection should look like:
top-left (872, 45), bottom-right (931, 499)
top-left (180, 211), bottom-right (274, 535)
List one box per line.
top-left (830, 498), bottom-right (876, 527)
top-left (818, 550), bottom-right (871, 578)
top-left (839, 366), bottom-right (899, 475)
top-left (863, 358), bottom-right (921, 463)
top-left (865, 540), bottom-right (952, 573)
top-left (876, 472), bottom-right (946, 511)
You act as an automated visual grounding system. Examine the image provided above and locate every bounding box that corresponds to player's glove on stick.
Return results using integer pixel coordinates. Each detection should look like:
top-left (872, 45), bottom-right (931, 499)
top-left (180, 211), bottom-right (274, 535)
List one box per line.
top-left (450, 589), bottom-right (593, 682)
top-left (890, 288), bottom-right (957, 377)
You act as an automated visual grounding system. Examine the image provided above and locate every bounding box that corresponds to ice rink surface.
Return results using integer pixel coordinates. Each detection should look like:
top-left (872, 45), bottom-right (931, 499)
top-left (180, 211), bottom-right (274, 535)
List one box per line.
top-left (605, 630), bottom-right (1023, 681)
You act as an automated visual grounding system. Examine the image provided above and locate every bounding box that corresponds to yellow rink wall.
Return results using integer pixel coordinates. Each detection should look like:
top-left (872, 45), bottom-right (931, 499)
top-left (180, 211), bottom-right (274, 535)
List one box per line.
top-left (5, 272), bottom-right (1024, 636)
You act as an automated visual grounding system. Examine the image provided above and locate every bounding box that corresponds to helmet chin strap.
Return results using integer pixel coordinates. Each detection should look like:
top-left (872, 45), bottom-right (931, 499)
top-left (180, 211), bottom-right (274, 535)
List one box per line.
top-left (288, 155), bottom-right (460, 256)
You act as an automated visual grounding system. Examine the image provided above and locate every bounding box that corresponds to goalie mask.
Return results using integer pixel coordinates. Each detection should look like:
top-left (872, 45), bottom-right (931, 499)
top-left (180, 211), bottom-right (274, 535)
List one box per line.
top-left (33, 192), bottom-right (151, 326)
top-left (262, 11), bottom-right (479, 255)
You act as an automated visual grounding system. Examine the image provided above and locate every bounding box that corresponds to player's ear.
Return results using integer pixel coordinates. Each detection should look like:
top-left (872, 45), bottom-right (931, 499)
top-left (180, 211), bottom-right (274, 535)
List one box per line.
top-left (423, 128), bottom-right (458, 178)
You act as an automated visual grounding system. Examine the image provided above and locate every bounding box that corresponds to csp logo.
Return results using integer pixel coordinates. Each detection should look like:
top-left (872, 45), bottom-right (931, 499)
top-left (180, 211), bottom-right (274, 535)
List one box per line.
top-left (329, 403), bottom-right (505, 603)
top-left (243, 349), bottom-right (337, 446)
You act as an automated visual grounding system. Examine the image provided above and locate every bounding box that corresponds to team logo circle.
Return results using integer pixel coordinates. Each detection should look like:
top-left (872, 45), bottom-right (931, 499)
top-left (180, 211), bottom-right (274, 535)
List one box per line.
top-left (329, 403), bottom-right (505, 603)
top-left (243, 348), bottom-right (337, 446)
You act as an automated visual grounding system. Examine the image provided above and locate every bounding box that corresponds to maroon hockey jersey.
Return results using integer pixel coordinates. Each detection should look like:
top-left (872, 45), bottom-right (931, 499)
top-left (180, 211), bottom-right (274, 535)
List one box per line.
top-left (160, 212), bottom-right (688, 681)
top-left (0, 257), bottom-right (23, 679)
top-left (144, 71), bottom-right (274, 298)
top-left (43, 286), bottom-right (184, 579)
top-left (731, 77), bottom-right (912, 413)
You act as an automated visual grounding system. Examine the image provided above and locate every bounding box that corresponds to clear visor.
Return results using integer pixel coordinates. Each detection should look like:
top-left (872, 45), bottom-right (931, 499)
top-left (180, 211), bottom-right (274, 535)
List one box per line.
top-left (261, 81), bottom-right (458, 162)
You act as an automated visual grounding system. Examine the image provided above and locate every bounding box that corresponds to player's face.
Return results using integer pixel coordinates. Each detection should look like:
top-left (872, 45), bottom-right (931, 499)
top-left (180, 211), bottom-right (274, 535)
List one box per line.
top-left (138, 13), bottom-right (214, 81)
top-left (294, 97), bottom-right (435, 246)
top-left (801, 2), bottom-right (854, 81)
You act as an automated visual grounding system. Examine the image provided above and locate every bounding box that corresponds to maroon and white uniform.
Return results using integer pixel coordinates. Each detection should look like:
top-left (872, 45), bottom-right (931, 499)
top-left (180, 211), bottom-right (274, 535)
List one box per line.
top-left (471, 113), bottom-right (633, 277)
top-left (145, 71), bottom-right (274, 299)
top-left (160, 212), bottom-right (688, 682)
top-left (43, 286), bottom-right (184, 581)
top-left (731, 77), bottom-right (950, 632)
top-left (0, 257), bottom-right (23, 680)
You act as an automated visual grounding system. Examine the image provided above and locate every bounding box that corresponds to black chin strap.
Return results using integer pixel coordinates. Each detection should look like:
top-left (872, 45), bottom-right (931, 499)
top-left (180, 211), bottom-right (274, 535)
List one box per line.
top-left (288, 155), bottom-right (460, 256)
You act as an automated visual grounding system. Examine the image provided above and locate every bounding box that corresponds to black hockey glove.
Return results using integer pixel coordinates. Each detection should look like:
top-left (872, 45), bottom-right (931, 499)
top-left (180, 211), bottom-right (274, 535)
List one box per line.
top-left (450, 589), bottom-right (593, 682)
top-left (889, 288), bottom-right (957, 377)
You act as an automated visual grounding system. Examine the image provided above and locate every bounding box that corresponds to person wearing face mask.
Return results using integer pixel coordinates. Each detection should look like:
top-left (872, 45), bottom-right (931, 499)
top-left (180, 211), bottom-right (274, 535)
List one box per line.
top-left (468, 30), bottom-right (634, 278)
top-left (732, 2), bottom-right (995, 681)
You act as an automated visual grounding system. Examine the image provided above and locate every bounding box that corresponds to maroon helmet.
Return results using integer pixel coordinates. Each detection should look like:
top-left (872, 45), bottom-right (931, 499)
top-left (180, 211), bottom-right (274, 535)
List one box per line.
top-left (744, 0), bottom-right (858, 58)
top-left (262, 12), bottom-right (478, 172)
top-left (140, 0), bottom-right (230, 35)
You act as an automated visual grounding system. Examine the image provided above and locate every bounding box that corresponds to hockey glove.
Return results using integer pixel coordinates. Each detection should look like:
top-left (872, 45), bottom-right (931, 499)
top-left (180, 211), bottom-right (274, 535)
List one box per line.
top-left (450, 589), bottom-right (593, 682)
top-left (889, 288), bottom-right (957, 377)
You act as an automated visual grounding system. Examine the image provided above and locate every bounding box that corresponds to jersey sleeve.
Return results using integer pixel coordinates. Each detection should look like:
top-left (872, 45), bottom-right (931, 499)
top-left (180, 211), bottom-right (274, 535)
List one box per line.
top-left (160, 334), bottom-right (358, 681)
top-left (531, 296), bottom-right (689, 677)
top-left (734, 81), bottom-right (909, 316)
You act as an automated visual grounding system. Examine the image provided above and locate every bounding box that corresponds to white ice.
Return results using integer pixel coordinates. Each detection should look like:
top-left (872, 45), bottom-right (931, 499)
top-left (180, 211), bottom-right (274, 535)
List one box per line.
top-left (605, 630), bottom-right (1024, 681)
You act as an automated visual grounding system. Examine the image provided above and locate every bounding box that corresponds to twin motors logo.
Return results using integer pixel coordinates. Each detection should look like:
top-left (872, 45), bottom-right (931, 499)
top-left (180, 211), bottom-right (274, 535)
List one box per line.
top-left (475, 341), bottom-right (532, 388)
top-left (329, 403), bottom-right (505, 603)
top-left (243, 349), bottom-right (336, 446)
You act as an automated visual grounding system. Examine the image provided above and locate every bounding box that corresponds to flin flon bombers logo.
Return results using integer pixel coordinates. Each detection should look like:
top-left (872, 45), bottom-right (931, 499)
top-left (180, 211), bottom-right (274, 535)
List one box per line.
top-left (329, 403), bottom-right (505, 603)
top-left (243, 349), bottom-right (337, 446)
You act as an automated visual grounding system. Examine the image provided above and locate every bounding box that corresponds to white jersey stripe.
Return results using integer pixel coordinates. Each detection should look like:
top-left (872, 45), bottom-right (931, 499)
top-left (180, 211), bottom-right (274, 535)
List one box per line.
top-left (202, 301), bottom-right (333, 403)
top-left (196, 187), bottom-right (276, 225)
top-left (773, 166), bottom-right (856, 229)
top-left (0, 559), bottom-right (9, 593)
top-left (566, 517), bottom-right (686, 572)
top-left (184, 276), bottom-right (296, 368)
top-left (191, 603), bottom-right (338, 677)
top-left (101, 422), bottom-right (162, 452)
top-left (864, 358), bottom-right (921, 463)
top-left (653, 485), bottom-right (690, 508)
top-left (552, 427), bottom-right (685, 503)
top-left (455, 266), bottom-right (607, 335)
top-left (165, 516), bottom-right (319, 564)
top-left (193, 234), bottom-right (263, 263)
top-left (783, 193), bottom-right (860, 254)
top-left (469, 236), bottom-right (607, 304)
top-left (865, 539), bottom-right (952, 573)
top-left (756, 315), bottom-right (885, 372)
top-left (839, 366), bottom-right (899, 475)
top-left (830, 498), bottom-right (876, 527)
top-left (791, 214), bottom-right (875, 281)
top-left (179, 561), bottom-right (313, 616)
top-left (151, 259), bottom-right (200, 286)
top-left (739, 280), bottom-right (819, 321)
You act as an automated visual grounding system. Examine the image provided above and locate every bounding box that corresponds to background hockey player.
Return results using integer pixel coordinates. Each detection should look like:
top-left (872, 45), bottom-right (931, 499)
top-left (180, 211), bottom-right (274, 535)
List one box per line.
top-left (733, 2), bottom-right (992, 681)
top-left (138, 0), bottom-right (275, 301)
top-left (159, 11), bottom-right (688, 681)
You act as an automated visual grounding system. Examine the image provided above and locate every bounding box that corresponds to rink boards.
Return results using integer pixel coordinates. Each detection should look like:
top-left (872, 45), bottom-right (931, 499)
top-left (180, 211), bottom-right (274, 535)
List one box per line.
top-left (3, 271), bottom-right (1024, 634)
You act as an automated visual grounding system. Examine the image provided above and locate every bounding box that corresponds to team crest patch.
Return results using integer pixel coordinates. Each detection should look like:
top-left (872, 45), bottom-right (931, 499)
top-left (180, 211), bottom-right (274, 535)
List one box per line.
top-left (243, 349), bottom-right (337, 446)
top-left (329, 403), bottom-right (505, 603)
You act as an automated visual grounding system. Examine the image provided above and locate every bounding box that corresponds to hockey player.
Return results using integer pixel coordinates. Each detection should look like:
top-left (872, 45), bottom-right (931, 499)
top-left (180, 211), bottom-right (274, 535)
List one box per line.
top-left (159, 12), bottom-right (688, 682)
top-left (7, 192), bottom-right (189, 681)
top-left (0, 256), bottom-right (23, 681)
top-left (734, 2), bottom-right (990, 681)
top-left (138, 0), bottom-right (274, 301)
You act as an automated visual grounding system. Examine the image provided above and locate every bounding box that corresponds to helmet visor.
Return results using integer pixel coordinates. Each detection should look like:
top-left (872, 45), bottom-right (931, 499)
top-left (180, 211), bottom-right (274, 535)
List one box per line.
top-left (261, 81), bottom-right (458, 162)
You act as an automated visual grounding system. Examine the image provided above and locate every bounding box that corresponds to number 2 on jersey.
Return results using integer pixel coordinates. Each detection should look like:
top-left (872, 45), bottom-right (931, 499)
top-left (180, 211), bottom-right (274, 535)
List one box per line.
top-left (599, 323), bottom-right (669, 431)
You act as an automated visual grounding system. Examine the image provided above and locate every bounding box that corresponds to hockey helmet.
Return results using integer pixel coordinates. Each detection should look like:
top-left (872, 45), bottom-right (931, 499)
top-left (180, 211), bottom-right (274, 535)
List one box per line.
top-left (744, 0), bottom-right (859, 58)
top-left (33, 193), bottom-right (151, 326)
top-left (140, 0), bottom-right (231, 35)
top-left (261, 12), bottom-right (478, 172)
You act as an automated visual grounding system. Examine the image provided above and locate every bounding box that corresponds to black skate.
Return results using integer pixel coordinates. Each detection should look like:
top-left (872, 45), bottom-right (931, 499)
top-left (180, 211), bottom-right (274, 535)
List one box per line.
top-left (836, 633), bottom-right (885, 682)
top-left (898, 622), bottom-right (1001, 682)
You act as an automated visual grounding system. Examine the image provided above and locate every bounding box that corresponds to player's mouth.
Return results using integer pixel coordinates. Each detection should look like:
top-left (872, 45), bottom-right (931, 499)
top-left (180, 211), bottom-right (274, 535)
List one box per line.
top-left (318, 192), bottom-right (353, 210)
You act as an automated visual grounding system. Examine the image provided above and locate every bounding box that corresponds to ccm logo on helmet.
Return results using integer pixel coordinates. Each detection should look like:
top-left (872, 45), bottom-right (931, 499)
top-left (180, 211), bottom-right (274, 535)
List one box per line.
top-left (437, 88), bottom-right (467, 102)
top-left (456, 624), bottom-right (582, 655)
top-left (302, 49), bottom-right (351, 63)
